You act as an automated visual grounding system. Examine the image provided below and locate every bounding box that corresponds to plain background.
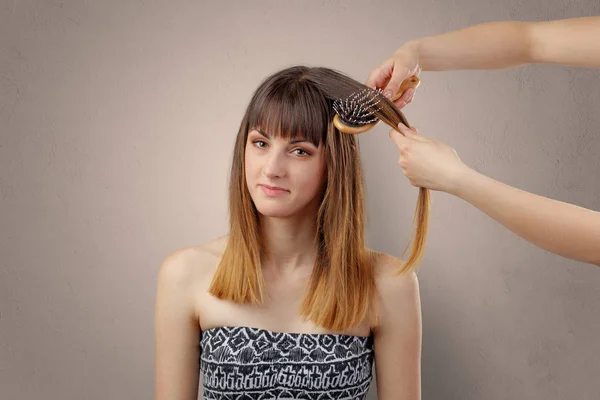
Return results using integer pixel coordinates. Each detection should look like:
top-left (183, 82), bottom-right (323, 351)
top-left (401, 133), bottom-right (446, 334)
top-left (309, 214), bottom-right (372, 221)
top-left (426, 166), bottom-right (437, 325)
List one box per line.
top-left (1, 1), bottom-right (600, 399)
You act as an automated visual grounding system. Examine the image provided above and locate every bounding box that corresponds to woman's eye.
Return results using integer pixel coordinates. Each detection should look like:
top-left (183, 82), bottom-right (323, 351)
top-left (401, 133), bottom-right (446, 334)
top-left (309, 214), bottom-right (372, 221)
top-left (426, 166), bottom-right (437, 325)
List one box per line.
top-left (292, 148), bottom-right (310, 156)
top-left (253, 140), bottom-right (267, 148)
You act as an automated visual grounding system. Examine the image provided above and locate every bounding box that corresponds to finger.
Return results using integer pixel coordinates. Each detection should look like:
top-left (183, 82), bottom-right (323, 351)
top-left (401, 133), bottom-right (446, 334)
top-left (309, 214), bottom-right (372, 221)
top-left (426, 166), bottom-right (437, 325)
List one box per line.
top-left (410, 128), bottom-right (429, 141)
top-left (398, 122), bottom-right (427, 142)
top-left (398, 122), bottom-right (418, 137)
top-left (406, 129), bottom-right (427, 142)
top-left (396, 122), bottom-right (414, 136)
top-left (389, 128), bottom-right (410, 149)
top-left (404, 126), bottom-right (418, 138)
top-left (391, 93), bottom-right (411, 109)
top-left (366, 59), bottom-right (393, 89)
top-left (365, 66), bottom-right (381, 88)
top-left (404, 87), bottom-right (416, 104)
top-left (397, 87), bottom-right (414, 105)
top-left (394, 99), bottom-right (407, 109)
top-left (383, 66), bottom-right (411, 99)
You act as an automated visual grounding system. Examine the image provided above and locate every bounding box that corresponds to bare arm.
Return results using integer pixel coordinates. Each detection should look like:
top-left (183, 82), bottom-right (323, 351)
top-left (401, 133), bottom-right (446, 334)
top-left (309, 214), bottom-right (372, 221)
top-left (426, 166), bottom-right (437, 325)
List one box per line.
top-left (413, 21), bottom-right (534, 71)
top-left (367, 16), bottom-right (600, 106)
top-left (415, 17), bottom-right (600, 71)
top-left (373, 257), bottom-right (422, 400)
top-left (154, 250), bottom-right (201, 400)
top-left (454, 167), bottom-right (600, 266)
top-left (390, 125), bottom-right (600, 267)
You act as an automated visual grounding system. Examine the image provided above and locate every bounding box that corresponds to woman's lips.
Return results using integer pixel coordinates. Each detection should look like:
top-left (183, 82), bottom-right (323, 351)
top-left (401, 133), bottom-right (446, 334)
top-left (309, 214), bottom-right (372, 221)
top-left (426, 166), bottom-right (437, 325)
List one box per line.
top-left (259, 184), bottom-right (289, 197)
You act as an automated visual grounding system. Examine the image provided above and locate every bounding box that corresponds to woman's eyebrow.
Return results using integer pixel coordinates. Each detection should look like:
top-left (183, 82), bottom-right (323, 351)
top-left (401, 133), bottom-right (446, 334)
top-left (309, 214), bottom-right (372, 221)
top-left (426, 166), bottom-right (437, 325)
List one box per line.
top-left (256, 129), bottom-right (270, 138)
top-left (255, 129), bottom-right (311, 145)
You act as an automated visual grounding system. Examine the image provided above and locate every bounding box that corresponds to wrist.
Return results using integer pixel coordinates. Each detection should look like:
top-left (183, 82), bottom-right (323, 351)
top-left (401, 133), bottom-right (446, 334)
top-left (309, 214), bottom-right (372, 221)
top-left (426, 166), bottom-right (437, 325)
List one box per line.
top-left (406, 37), bottom-right (432, 71)
top-left (403, 39), bottom-right (421, 61)
top-left (447, 164), bottom-right (477, 197)
top-left (393, 39), bottom-right (422, 69)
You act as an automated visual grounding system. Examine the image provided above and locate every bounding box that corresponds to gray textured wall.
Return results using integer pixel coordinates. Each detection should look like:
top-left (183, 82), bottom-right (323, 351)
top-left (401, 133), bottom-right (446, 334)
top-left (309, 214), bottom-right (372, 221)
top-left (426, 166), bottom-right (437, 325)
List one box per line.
top-left (1, 1), bottom-right (599, 399)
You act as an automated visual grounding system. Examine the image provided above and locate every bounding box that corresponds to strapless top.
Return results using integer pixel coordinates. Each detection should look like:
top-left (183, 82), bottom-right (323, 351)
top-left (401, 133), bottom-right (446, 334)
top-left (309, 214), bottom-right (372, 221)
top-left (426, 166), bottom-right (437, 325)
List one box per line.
top-left (200, 326), bottom-right (374, 399)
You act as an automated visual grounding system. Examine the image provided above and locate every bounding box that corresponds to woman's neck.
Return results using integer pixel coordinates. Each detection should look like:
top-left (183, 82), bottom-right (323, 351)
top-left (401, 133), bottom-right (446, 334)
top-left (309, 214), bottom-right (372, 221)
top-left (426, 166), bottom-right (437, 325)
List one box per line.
top-left (260, 214), bottom-right (318, 273)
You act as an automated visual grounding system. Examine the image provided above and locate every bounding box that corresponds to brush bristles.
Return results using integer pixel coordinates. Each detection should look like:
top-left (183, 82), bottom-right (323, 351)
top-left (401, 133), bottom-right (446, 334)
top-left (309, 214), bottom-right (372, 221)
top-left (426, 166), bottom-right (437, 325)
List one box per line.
top-left (333, 88), bottom-right (384, 127)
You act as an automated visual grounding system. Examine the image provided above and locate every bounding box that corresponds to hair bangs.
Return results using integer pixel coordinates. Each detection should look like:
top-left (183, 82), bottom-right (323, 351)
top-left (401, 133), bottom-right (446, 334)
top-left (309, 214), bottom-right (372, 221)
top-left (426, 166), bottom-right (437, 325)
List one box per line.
top-left (247, 78), bottom-right (330, 147)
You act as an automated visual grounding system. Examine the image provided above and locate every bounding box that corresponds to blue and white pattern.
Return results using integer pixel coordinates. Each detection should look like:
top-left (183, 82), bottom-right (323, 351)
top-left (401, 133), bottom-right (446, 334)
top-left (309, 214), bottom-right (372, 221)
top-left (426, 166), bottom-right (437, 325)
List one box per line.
top-left (200, 326), bottom-right (374, 399)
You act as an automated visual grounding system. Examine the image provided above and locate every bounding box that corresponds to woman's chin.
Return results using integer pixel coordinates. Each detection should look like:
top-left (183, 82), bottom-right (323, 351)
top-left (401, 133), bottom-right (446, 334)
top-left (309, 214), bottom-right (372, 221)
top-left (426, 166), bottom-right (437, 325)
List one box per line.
top-left (252, 197), bottom-right (316, 220)
top-left (253, 201), bottom-right (301, 219)
top-left (255, 207), bottom-right (294, 219)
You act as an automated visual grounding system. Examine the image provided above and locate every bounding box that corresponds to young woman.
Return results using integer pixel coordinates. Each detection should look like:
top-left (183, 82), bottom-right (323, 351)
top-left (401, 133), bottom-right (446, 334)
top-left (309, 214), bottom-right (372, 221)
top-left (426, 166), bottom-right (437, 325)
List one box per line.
top-left (154, 66), bottom-right (425, 400)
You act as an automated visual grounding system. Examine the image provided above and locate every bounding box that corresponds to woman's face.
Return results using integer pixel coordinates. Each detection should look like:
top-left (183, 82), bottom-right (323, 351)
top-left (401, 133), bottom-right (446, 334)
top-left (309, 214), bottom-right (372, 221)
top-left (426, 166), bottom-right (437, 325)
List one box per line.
top-left (244, 129), bottom-right (326, 219)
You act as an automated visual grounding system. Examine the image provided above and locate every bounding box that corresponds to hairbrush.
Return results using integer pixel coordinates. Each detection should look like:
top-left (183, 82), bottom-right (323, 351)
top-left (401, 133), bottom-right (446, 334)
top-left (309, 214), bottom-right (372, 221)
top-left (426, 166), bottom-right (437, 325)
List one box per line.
top-left (333, 76), bottom-right (420, 134)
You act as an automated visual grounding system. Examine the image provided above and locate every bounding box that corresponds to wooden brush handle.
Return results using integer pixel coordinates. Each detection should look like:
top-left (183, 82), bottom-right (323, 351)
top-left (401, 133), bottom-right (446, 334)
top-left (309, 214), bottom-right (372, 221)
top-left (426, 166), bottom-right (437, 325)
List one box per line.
top-left (392, 76), bottom-right (421, 102)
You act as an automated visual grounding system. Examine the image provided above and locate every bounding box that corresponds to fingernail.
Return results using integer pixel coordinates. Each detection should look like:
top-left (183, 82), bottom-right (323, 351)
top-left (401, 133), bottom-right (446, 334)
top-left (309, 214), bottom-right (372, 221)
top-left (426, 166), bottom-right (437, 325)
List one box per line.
top-left (384, 91), bottom-right (392, 99)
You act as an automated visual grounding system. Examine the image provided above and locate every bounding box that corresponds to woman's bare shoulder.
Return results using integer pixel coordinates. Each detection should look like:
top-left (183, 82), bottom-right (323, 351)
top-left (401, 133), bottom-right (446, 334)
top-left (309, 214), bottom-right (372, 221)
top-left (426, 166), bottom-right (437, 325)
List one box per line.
top-left (157, 236), bottom-right (229, 289)
top-left (365, 248), bottom-right (421, 334)
top-left (366, 248), bottom-right (419, 297)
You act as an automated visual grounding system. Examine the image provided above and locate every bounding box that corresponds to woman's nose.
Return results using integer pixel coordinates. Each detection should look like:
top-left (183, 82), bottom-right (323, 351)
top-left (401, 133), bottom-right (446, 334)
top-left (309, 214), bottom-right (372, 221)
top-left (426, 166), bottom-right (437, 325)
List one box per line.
top-left (262, 151), bottom-right (286, 179)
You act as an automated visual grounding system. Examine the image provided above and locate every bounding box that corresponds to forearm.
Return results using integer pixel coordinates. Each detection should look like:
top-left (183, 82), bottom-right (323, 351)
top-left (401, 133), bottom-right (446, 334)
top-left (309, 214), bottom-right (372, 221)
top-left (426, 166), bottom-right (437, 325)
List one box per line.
top-left (453, 168), bottom-right (600, 266)
top-left (411, 16), bottom-right (600, 71)
top-left (411, 21), bottom-right (534, 71)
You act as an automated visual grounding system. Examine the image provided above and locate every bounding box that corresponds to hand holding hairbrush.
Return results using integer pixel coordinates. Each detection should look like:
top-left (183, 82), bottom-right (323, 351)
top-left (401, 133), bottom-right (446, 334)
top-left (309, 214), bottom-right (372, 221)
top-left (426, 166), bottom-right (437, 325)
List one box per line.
top-left (333, 76), bottom-right (420, 135)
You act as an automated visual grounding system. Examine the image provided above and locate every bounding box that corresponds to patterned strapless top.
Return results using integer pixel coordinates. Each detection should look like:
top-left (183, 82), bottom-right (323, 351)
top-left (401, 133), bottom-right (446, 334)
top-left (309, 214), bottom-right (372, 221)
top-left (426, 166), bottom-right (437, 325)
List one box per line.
top-left (200, 326), bottom-right (374, 400)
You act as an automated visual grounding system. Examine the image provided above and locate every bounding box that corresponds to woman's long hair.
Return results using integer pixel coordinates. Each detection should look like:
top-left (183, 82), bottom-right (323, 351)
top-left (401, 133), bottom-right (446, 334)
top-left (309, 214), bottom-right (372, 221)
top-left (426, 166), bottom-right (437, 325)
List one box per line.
top-left (209, 66), bottom-right (430, 331)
